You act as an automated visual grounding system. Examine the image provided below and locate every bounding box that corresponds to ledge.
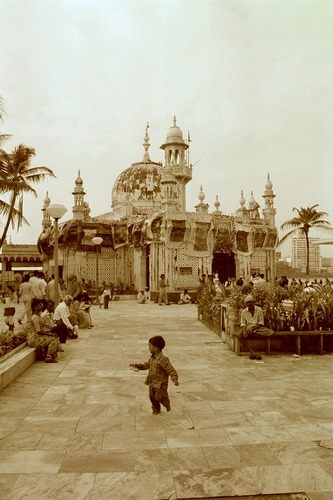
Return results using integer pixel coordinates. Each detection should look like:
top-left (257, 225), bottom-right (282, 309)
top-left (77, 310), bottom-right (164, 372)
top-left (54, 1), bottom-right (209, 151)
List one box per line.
top-left (0, 345), bottom-right (37, 391)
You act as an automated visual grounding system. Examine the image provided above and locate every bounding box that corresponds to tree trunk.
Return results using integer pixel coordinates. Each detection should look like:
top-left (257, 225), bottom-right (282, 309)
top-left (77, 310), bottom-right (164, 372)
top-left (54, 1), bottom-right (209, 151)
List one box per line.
top-left (0, 194), bottom-right (17, 249)
top-left (305, 230), bottom-right (310, 279)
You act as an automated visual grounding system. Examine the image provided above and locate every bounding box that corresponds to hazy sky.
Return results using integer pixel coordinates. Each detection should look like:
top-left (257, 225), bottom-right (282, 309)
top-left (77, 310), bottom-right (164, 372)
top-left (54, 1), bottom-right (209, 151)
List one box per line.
top-left (1, 0), bottom-right (333, 257)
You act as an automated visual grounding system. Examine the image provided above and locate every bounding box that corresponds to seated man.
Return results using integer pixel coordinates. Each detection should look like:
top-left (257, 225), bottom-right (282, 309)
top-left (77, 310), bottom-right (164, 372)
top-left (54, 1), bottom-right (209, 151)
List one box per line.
top-left (41, 300), bottom-right (68, 345)
top-left (178, 289), bottom-right (191, 304)
top-left (54, 295), bottom-right (78, 339)
top-left (236, 294), bottom-right (273, 360)
top-left (137, 289), bottom-right (149, 304)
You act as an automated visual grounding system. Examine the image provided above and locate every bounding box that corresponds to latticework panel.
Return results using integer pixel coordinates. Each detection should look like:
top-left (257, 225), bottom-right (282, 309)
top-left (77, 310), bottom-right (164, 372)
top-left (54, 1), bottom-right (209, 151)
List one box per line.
top-left (250, 249), bottom-right (267, 276)
top-left (174, 248), bottom-right (199, 290)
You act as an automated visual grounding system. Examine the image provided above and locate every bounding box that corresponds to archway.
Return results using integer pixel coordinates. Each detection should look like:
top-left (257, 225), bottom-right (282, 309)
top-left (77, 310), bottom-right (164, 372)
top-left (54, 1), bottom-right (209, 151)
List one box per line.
top-left (212, 252), bottom-right (236, 284)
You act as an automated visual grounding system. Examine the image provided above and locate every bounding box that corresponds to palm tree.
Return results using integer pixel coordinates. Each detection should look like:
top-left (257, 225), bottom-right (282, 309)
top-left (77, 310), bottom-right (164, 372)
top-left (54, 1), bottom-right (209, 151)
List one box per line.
top-left (0, 143), bottom-right (55, 248)
top-left (0, 95), bottom-right (5, 123)
top-left (0, 95), bottom-right (11, 147)
top-left (280, 205), bottom-right (333, 277)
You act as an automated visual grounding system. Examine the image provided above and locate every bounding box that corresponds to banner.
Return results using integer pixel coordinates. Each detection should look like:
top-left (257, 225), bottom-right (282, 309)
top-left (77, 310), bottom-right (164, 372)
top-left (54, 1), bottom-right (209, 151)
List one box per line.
top-left (234, 223), bottom-right (253, 256)
top-left (112, 223), bottom-right (128, 249)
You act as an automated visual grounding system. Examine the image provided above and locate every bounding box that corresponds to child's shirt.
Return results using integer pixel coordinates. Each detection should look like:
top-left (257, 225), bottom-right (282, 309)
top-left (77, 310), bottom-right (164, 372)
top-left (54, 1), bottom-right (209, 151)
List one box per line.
top-left (136, 352), bottom-right (178, 389)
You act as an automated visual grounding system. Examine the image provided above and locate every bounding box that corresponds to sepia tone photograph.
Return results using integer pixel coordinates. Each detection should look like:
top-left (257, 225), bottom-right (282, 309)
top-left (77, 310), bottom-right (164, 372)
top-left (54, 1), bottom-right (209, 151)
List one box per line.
top-left (0, 1), bottom-right (333, 498)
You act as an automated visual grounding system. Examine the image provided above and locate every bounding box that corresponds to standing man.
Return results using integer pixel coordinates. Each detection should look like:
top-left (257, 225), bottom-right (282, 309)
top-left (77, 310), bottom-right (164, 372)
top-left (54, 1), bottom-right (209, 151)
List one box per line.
top-left (158, 274), bottom-right (168, 306)
top-left (46, 274), bottom-right (62, 303)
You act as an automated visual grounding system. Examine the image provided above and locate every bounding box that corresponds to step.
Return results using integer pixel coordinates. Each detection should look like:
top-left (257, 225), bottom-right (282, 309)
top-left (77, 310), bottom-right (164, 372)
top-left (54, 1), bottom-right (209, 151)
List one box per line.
top-left (0, 344), bottom-right (37, 391)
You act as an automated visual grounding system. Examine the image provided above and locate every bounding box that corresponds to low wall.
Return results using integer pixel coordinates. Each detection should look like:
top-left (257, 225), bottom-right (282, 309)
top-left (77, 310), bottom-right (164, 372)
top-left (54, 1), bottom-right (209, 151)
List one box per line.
top-left (150, 290), bottom-right (198, 303)
top-left (0, 345), bottom-right (37, 391)
top-left (198, 304), bottom-right (333, 356)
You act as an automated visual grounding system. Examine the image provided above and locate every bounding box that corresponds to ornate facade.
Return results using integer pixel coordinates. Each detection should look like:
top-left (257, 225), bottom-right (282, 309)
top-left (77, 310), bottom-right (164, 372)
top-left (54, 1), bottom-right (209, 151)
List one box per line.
top-left (39, 118), bottom-right (278, 291)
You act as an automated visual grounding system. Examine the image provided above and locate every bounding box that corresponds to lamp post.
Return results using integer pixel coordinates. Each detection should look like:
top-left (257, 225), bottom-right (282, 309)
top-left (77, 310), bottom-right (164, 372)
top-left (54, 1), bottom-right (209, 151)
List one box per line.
top-left (46, 204), bottom-right (67, 305)
top-left (92, 236), bottom-right (103, 305)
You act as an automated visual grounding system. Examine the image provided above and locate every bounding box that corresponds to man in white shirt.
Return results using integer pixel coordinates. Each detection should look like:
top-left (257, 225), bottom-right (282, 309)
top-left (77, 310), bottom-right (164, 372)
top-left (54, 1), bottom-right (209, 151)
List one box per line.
top-left (54, 295), bottom-right (78, 339)
top-left (236, 294), bottom-right (273, 361)
top-left (29, 271), bottom-right (44, 300)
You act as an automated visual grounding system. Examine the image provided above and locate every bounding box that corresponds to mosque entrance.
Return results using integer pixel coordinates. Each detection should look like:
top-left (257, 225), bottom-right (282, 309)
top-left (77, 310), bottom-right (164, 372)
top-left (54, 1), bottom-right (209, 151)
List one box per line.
top-left (212, 252), bottom-right (236, 284)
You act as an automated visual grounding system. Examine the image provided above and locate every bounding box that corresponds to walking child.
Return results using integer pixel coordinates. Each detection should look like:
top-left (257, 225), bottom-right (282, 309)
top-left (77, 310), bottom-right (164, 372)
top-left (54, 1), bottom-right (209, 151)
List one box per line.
top-left (4, 285), bottom-right (16, 332)
top-left (130, 335), bottom-right (179, 414)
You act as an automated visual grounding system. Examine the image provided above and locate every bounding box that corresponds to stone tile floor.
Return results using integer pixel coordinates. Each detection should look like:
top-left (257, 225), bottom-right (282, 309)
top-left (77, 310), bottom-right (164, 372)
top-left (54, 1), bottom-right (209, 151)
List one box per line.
top-left (0, 301), bottom-right (333, 499)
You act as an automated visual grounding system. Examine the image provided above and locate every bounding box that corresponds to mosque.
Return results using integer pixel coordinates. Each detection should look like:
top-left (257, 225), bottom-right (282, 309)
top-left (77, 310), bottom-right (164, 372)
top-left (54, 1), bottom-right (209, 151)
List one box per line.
top-left (38, 117), bottom-right (278, 294)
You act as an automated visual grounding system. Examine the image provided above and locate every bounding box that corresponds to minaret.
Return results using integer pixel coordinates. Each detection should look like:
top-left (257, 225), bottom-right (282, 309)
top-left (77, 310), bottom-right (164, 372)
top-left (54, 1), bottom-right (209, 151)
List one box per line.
top-left (262, 173), bottom-right (276, 226)
top-left (161, 171), bottom-right (179, 213)
top-left (142, 122), bottom-right (151, 162)
top-left (248, 191), bottom-right (260, 220)
top-left (41, 191), bottom-right (52, 231)
top-left (160, 116), bottom-right (192, 211)
top-left (195, 186), bottom-right (209, 214)
top-left (212, 195), bottom-right (222, 215)
top-left (72, 170), bottom-right (86, 221)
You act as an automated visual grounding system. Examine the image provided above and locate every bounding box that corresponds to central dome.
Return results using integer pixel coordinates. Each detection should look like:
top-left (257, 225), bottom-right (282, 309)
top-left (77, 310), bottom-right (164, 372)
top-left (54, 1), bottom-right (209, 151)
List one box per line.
top-left (112, 161), bottom-right (164, 211)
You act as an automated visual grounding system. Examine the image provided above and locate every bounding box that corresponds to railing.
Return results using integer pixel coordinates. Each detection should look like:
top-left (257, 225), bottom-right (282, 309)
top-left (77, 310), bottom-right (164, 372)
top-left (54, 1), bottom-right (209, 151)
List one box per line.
top-left (198, 303), bottom-right (239, 352)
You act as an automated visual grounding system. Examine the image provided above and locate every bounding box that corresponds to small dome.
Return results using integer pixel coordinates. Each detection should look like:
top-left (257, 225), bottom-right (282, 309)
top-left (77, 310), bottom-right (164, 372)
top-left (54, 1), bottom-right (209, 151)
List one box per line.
top-left (75, 170), bottom-right (83, 186)
top-left (265, 173), bottom-right (273, 190)
top-left (43, 191), bottom-right (50, 206)
top-left (198, 185), bottom-right (205, 202)
top-left (165, 116), bottom-right (184, 144)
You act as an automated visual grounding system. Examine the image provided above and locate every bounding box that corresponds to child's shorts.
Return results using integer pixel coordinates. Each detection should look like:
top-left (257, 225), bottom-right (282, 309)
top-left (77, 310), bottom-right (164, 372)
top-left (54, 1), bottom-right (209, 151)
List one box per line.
top-left (4, 307), bottom-right (15, 316)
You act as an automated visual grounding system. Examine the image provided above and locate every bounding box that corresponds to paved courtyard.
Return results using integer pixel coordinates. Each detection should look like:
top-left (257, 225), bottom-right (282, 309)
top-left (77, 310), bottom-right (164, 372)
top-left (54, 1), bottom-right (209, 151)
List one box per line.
top-left (0, 300), bottom-right (333, 499)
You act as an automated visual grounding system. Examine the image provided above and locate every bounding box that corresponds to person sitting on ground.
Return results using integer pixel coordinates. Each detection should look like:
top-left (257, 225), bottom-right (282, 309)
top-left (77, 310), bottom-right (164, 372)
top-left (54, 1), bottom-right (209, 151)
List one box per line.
top-left (65, 275), bottom-right (83, 301)
top-left (40, 300), bottom-right (68, 345)
top-left (178, 289), bottom-right (191, 304)
top-left (137, 289), bottom-right (149, 304)
top-left (236, 294), bottom-right (274, 361)
top-left (26, 299), bottom-right (60, 363)
top-left (71, 299), bottom-right (92, 328)
top-left (54, 295), bottom-right (78, 339)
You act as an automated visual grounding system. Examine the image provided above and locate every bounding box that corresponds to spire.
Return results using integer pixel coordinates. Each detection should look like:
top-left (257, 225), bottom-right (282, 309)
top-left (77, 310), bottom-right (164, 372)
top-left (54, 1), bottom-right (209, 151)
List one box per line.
top-left (262, 173), bottom-right (276, 226)
top-left (173, 115), bottom-right (177, 127)
top-left (195, 185), bottom-right (209, 213)
top-left (142, 122), bottom-right (151, 162)
top-left (42, 191), bottom-right (51, 231)
top-left (72, 170), bottom-right (86, 221)
top-left (239, 189), bottom-right (246, 208)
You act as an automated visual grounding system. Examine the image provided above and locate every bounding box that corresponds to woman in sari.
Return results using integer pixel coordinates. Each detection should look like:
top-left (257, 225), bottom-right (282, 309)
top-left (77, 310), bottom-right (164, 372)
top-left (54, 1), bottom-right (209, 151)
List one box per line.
top-left (26, 300), bottom-right (60, 363)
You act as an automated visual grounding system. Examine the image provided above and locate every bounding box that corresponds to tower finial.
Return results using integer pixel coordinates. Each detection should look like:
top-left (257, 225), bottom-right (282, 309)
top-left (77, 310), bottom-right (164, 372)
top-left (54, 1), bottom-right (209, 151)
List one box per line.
top-left (214, 195), bottom-right (221, 212)
top-left (173, 115), bottom-right (177, 127)
top-left (142, 122), bottom-right (151, 162)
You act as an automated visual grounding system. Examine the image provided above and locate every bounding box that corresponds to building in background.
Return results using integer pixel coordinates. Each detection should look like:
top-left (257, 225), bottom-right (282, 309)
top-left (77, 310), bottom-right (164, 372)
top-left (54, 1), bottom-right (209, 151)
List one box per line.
top-left (291, 237), bottom-right (321, 273)
top-left (321, 256), bottom-right (333, 272)
top-left (38, 118), bottom-right (278, 293)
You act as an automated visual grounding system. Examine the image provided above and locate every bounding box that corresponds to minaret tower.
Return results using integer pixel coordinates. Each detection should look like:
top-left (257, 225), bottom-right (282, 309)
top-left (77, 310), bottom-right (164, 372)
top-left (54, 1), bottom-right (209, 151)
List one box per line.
top-left (41, 191), bottom-right (52, 231)
top-left (72, 170), bottom-right (86, 221)
top-left (142, 122), bottom-right (151, 162)
top-left (161, 171), bottom-right (179, 213)
top-left (262, 173), bottom-right (276, 226)
top-left (160, 116), bottom-right (192, 212)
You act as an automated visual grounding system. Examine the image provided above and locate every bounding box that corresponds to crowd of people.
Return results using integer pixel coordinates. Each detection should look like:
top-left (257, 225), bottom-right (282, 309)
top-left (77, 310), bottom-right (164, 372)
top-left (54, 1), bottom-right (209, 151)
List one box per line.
top-left (0, 271), bottom-right (104, 364)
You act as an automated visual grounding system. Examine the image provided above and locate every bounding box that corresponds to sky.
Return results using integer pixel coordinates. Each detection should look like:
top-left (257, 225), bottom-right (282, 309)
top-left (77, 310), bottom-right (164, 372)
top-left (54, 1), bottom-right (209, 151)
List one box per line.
top-left (0, 0), bottom-right (333, 257)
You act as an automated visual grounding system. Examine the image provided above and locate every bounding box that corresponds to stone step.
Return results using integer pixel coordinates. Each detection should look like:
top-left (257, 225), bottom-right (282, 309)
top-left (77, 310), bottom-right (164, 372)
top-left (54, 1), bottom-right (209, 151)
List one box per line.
top-left (0, 345), bottom-right (37, 391)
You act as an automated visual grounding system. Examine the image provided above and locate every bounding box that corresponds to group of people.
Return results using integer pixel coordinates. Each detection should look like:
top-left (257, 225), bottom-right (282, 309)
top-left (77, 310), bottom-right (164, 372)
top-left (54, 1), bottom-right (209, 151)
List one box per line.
top-left (2, 272), bottom-right (93, 333)
top-left (26, 295), bottom-right (80, 363)
top-left (136, 275), bottom-right (192, 306)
